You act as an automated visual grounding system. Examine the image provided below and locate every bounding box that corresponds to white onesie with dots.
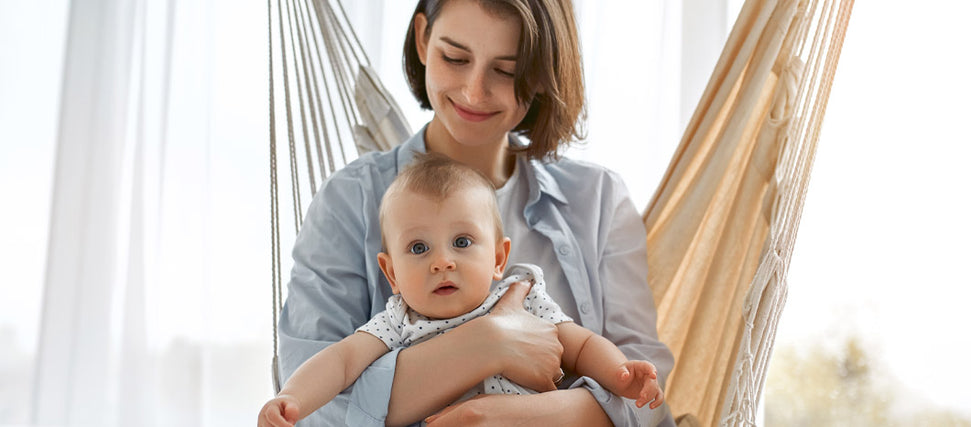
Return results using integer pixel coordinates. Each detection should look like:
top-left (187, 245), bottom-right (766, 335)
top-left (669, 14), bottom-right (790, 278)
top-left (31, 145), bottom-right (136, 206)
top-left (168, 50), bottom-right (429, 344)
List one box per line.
top-left (356, 263), bottom-right (573, 401)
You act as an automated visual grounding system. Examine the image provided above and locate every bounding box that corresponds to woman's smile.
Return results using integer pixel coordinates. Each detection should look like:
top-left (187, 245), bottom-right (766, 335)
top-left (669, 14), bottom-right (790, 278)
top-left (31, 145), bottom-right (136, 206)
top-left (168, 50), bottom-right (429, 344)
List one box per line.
top-left (451, 99), bottom-right (497, 123)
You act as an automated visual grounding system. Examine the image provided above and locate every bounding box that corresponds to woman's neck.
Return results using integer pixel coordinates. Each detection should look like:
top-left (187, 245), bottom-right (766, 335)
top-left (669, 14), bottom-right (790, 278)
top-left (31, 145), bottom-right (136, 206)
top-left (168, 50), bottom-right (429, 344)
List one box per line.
top-left (424, 119), bottom-right (515, 188)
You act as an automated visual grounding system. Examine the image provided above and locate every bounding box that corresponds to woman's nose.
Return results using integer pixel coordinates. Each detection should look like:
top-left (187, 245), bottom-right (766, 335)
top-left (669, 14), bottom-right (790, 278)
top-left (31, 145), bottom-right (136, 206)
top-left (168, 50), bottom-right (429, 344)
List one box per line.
top-left (463, 68), bottom-right (489, 104)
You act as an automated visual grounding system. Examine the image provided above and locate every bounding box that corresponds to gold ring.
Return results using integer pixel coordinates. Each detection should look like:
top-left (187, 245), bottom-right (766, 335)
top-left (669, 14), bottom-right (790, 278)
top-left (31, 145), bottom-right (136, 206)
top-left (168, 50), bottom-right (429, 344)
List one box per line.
top-left (554, 369), bottom-right (565, 385)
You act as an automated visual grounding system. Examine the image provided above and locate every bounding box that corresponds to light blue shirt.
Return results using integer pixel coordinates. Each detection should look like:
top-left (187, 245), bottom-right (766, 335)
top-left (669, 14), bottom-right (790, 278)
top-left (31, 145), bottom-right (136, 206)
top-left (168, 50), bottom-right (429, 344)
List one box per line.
top-left (279, 126), bottom-right (676, 426)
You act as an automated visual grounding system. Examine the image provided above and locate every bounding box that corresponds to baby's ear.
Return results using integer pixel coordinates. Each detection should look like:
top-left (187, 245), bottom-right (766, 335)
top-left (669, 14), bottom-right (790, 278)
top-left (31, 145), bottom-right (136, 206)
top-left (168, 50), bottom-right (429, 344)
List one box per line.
top-left (377, 252), bottom-right (400, 294)
top-left (494, 237), bottom-right (511, 280)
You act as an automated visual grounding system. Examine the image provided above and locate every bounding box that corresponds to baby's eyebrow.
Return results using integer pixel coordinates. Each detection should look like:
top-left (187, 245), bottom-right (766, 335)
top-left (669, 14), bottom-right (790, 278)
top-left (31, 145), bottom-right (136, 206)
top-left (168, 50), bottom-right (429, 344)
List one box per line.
top-left (440, 36), bottom-right (517, 61)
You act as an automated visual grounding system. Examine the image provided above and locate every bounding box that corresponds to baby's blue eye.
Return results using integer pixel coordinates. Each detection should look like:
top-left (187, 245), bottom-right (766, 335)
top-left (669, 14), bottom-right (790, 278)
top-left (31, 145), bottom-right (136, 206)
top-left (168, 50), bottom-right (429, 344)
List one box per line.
top-left (453, 237), bottom-right (472, 248)
top-left (410, 242), bottom-right (429, 254)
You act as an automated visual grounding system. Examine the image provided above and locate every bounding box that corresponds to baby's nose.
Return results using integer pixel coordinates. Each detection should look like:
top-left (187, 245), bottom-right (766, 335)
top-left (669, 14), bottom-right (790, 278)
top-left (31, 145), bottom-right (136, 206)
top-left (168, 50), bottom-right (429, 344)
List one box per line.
top-left (431, 256), bottom-right (456, 272)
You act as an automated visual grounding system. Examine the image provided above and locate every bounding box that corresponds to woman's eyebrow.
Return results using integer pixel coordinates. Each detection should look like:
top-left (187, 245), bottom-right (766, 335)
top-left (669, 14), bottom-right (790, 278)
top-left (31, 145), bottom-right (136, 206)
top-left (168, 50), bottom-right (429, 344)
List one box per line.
top-left (440, 36), bottom-right (518, 61)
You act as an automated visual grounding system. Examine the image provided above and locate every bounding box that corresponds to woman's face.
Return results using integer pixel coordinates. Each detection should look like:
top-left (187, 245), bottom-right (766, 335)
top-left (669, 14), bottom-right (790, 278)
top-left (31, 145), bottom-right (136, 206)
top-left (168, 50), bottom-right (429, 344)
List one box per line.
top-left (415, 0), bottom-right (529, 150)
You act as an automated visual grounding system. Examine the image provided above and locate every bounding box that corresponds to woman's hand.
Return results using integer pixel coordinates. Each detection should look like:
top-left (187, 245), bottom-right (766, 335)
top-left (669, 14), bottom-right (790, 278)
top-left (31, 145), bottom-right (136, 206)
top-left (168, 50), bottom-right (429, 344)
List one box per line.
top-left (387, 280), bottom-right (563, 425)
top-left (485, 280), bottom-right (563, 392)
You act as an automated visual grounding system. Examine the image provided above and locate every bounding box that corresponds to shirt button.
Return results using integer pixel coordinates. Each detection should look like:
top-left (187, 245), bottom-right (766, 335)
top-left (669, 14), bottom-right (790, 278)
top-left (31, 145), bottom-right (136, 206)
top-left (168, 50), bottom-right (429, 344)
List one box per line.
top-left (557, 245), bottom-right (570, 255)
top-left (580, 302), bottom-right (591, 314)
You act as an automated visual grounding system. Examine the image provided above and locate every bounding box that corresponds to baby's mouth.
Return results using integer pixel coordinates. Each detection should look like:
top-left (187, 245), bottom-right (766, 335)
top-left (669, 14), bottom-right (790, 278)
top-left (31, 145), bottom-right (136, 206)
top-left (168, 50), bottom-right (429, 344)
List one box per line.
top-left (434, 282), bottom-right (458, 295)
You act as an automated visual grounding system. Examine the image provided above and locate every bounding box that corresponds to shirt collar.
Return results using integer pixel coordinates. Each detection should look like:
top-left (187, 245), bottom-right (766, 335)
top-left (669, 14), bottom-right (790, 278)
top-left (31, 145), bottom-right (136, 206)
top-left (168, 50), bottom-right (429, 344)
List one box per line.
top-left (395, 125), bottom-right (568, 206)
top-left (510, 134), bottom-right (568, 206)
top-left (395, 124), bottom-right (429, 172)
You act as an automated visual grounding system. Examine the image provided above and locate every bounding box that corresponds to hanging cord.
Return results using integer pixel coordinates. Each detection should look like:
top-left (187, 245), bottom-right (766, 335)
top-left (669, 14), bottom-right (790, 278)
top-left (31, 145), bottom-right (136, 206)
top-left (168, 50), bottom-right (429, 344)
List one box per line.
top-left (297, 0), bottom-right (335, 180)
top-left (309, 0), bottom-right (350, 173)
top-left (316, 1), bottom-right (358, 165)
top-left (284, 0), bottom-right (318, 196)
top-left (280, 0), bottom-right (303, 236)
top-left (268, 0), bottom-right (283, 394)
top-left (335, 0), bottom-right (371, 67)
top-left (294, 0), bottom-right (329, 183)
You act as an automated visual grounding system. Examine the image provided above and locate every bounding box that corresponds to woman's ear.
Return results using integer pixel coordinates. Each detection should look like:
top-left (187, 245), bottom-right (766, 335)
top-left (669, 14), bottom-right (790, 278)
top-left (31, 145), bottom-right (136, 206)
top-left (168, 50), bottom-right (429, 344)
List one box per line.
top-left (377, 252), bottom-right (400, 294)
top-left (414, 13), bottom-right (429, 65)
top-left (493, 237), bottom-right (511, 280)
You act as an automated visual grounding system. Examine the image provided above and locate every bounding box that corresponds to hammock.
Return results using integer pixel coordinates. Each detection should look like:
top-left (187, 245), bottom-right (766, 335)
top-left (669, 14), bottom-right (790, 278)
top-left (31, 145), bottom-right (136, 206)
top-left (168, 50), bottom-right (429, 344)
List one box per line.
top-left (267, 0), bottom-right (854, 425)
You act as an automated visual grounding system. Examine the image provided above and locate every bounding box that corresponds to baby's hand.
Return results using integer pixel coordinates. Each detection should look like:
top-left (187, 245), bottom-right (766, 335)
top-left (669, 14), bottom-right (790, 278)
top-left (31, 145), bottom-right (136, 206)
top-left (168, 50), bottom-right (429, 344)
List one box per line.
top-left (258, 395), bottom-right (301, 427)
top-left (615, 360), bottom-right (665, 409)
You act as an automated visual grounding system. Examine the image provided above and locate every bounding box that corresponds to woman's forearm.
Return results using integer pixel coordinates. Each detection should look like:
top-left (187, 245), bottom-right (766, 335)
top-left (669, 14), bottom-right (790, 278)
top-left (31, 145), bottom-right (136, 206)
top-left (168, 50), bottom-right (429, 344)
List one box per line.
top-left (386, 317), bottom-right (501, 426)
top-left (528, 388), bottom-right (613, 427)
top-left (423, 388), bottom-right (613, 427)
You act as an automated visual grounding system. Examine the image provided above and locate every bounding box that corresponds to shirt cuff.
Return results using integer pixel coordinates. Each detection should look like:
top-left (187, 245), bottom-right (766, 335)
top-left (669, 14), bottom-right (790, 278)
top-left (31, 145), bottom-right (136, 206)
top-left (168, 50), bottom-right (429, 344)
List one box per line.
top-left (346, 347), bottom-right (403, 426)
top-left (567, 375), bottom-right (675, 427)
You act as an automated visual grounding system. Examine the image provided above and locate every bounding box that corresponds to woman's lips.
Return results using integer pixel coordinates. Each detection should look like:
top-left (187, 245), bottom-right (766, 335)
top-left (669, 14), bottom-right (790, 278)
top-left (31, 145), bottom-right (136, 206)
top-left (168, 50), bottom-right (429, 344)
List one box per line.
top-left (452, 101), bottom-right (496, 123)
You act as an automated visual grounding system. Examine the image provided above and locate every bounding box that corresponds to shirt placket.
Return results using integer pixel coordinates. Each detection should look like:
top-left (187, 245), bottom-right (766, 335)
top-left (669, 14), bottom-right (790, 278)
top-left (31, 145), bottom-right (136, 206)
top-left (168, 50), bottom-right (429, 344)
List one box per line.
top-left (527, 201), bottom-right (601, 334)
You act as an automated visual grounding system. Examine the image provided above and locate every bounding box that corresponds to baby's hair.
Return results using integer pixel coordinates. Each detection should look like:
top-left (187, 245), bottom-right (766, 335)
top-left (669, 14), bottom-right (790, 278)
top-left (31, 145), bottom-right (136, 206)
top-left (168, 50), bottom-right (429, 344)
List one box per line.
top-left (379, 152), bottom-right (505, 249)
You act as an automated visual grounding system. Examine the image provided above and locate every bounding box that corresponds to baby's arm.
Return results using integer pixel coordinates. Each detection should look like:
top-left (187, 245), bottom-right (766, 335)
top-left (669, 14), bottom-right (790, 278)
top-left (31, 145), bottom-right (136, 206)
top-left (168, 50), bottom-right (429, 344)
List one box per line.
top-left (258, 332), bottom-right (389, 427)
top-left (557, 322), bottom-right (665, 410)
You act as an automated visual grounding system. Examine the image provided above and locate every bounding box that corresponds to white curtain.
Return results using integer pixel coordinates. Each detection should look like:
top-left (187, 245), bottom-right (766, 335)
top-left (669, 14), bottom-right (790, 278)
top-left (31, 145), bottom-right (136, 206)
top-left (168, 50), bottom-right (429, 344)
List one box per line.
top-left (1, 1), bottom-right (731, 425)
top-left (26, 0), bottom-right (270, 425)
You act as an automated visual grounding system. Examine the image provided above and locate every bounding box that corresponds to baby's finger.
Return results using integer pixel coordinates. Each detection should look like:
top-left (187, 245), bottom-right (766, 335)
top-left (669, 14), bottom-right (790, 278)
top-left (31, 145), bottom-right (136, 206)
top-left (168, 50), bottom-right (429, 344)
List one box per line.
top-left (264, 407), bottom-right (291, 427)
top-left (650, 389), bottom-right (665, 409)
top-left (636, 390), bottom-right (655, 409)
top-left (618, 365), bottom-right (632, 383)
top-left (282, 401), bottom-right (300, 424)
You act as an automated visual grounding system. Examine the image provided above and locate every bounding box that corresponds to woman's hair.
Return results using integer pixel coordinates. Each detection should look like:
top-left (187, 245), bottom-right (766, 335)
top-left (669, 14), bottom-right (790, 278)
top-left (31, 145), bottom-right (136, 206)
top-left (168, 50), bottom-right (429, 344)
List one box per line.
top-left (403, 0), bottom-right (586, 160)
top-left (379, 152), bottom-right (504, 248)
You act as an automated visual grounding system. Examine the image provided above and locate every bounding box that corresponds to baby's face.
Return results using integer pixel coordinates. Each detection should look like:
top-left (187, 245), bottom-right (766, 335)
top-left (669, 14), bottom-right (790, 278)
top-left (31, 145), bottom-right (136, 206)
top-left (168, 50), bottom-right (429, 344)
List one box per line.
top-left (379, 187), bottom-right (507, 319)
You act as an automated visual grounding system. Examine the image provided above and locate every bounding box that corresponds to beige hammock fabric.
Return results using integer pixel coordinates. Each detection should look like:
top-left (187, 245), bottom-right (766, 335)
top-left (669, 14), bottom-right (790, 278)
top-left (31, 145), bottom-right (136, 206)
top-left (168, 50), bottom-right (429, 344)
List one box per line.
top-left (643, 0), bottom-right (853, 425)
top-left (267, 0), bottom-right (853, 425)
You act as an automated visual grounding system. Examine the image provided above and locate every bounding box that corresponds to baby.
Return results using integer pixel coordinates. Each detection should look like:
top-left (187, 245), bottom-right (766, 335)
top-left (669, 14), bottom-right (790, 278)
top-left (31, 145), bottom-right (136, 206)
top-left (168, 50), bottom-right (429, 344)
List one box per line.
top-left (258, 153), bottom-right (664, 426)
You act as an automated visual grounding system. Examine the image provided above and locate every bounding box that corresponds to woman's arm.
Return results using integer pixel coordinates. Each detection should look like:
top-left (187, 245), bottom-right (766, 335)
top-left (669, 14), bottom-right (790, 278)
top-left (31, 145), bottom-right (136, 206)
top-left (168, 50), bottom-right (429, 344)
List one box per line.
top-left (385, 280), bottom-right (565, 426)
top-left (591, 170), bottom-right (676, 426)
top-left (424, 388), bottom-right (611, 427)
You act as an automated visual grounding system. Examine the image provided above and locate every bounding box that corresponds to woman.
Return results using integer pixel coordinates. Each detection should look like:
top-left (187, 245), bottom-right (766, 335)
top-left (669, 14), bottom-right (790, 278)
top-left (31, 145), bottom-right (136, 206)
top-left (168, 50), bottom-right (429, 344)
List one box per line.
top-left (278, 0), bottom-right (675, 425)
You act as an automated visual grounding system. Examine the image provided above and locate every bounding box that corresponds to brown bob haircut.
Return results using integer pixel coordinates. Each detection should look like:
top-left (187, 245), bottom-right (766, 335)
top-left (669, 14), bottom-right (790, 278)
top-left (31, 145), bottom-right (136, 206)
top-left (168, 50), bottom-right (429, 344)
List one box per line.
top-left (403, 0), bottom-right (586, 160)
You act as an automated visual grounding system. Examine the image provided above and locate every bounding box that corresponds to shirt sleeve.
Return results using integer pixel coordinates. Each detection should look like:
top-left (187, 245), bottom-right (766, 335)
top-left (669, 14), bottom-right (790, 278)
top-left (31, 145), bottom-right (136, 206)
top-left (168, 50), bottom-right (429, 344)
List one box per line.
top-left (591, 170), bottom-right (676, 427)
top-left (279, 166), bottom-right (399, 426)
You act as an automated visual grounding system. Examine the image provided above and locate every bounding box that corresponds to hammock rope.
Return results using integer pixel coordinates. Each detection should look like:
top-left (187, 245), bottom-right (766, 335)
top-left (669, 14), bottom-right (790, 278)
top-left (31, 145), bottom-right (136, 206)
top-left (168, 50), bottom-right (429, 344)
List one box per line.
top-left (268, 0), bottom-right (412, 394)
top-left (715, 0), bottom-right (855, 425)
top-left (267, 0), bottom-right (283, 394)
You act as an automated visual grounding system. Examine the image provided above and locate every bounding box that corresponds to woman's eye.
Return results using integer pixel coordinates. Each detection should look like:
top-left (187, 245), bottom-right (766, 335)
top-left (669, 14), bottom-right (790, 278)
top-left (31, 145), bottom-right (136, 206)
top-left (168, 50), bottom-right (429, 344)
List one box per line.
top-left (453, 237), bottom-right (472, 248)
top-left (496, 68), bottom-right (515, 78)
top-left (442, 54), bottom-right (466, 65)
top-left (409, 242), bottom-right (429, 254)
